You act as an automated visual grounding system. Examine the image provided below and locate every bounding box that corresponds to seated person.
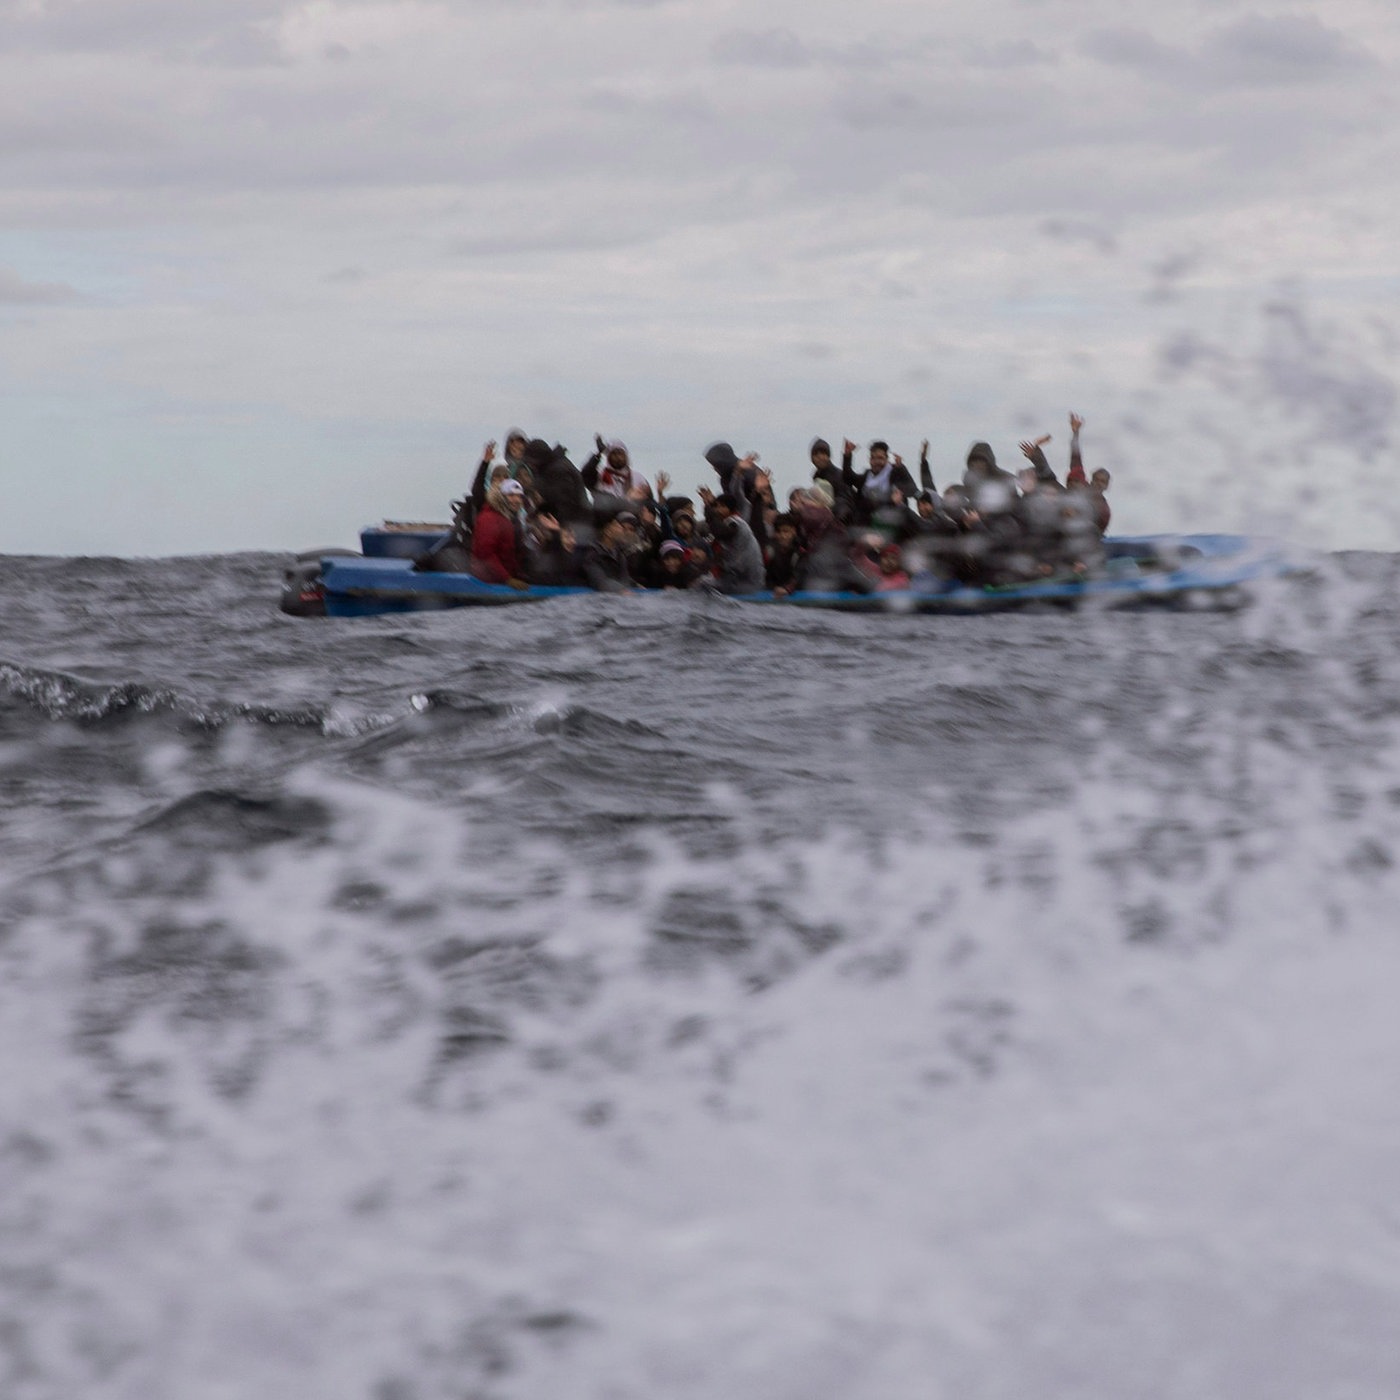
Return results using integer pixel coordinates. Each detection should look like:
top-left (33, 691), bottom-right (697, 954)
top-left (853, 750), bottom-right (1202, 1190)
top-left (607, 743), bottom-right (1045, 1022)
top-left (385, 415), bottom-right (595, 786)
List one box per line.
top-left (525, 511), bottom-right (582, 586)
top-left (701, 492), bottom-right (765, 594)
top-left (655, 538), bottom-right (702, 590)
top-left (873, 543), bottom-right (911, 591)
top-left (470, 478), bottom-right (528, 586)
top-left (578, 510), bottom-right (639, 592)
top-left (765, 513), bottom-right (804, 596)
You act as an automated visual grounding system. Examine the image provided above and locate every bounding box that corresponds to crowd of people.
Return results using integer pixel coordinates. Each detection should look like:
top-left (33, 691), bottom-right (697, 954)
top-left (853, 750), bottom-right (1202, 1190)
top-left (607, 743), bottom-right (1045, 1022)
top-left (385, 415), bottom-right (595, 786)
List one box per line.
top-left (420, 414), bottom-right (1113, 595)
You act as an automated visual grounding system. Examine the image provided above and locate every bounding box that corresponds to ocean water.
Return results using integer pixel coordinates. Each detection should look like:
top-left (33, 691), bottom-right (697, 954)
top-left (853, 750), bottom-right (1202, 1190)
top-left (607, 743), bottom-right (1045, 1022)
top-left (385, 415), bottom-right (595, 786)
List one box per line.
top-left (4, 549), bottom-right (1400, 1399)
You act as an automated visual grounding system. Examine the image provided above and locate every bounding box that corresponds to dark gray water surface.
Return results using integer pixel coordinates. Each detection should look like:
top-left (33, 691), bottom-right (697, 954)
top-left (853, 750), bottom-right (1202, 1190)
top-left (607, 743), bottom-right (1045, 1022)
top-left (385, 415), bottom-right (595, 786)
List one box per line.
top-left (5, 549), bottom-right (1400, 1399)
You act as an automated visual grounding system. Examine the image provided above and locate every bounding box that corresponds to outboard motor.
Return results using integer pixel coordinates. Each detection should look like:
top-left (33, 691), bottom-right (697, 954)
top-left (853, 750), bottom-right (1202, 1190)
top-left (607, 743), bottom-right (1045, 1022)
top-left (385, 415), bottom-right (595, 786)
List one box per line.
top-left (279, 549), bottom-right (356, 617)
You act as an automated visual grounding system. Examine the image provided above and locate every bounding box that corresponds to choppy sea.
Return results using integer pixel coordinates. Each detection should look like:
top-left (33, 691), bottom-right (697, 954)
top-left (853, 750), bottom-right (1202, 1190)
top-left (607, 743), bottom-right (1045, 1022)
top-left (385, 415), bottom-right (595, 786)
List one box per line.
top-left (4, 549), bottom-right (1400, 1399)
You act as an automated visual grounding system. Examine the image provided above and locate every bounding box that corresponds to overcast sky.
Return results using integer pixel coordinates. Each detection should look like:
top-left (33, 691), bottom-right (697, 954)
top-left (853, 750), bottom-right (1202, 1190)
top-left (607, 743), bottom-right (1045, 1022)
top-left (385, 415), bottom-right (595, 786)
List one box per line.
top-left (2, 0), bottom-right (1398, 554)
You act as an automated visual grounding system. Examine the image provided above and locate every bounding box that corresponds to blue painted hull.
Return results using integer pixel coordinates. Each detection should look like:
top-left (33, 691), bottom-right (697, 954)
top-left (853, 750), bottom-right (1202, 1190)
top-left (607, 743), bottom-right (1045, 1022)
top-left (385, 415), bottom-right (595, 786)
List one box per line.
top-left (315, 535), bottom-right (1299, 618)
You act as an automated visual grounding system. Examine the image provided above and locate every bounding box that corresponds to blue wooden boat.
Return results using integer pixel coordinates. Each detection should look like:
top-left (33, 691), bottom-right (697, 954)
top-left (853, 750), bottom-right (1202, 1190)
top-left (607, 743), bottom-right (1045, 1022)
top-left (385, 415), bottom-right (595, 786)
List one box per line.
top-left (296, 529), bottom-right (1298, 618)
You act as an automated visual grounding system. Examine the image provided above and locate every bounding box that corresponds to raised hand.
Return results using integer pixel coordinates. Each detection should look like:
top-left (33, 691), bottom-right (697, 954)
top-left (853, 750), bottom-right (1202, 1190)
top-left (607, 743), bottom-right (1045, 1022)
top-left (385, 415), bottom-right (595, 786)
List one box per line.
top-left (537, 512), bottom-right (560, 533)
top-left (1019, 441), bottom-right (1038, 461)
top-left (893, 453), bottom-right (904, 467)
top-left (1069, 413), bottom-right (1084, 434)
top-left (920, 439), bottom-right (929, 457)
top-left (595, 432), bottom-right (607, 453)
top-left (697, 486), bottom-right (716, 505)
top-left (843, 438), bottom-right (857, 455)
top-left (655, 471), bottom-right (671, 496)
top-left (482, 440), bottom-right (496, 461)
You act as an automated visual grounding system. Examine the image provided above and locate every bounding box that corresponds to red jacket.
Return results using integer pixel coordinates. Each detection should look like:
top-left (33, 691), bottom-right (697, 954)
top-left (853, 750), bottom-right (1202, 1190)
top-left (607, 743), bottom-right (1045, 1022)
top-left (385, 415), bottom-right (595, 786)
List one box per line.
top-left (471, 505), bottom-right (522, 583)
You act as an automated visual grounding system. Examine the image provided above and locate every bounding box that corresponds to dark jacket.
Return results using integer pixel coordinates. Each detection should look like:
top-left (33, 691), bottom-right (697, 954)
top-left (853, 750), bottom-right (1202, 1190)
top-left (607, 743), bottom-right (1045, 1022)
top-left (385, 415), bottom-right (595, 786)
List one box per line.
top-left (528, 441), bottom-right (591, 527)
top-left (578, 540), bottom-right (634, 593)
top-left (962, 443), bottom-right (1018, 516)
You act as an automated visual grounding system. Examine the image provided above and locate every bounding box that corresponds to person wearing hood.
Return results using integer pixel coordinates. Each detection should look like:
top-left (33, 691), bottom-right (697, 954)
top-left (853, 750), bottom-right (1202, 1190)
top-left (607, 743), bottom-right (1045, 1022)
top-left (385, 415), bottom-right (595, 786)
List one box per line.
top-left (962, 442), bottom-right (1018, 514)
top-left (582, 434), bottom-right (651, 502)
top-left (704, 441), bottom-right (759, 495)
top-left (474, 431), bottom-right (533, 488)
top-left (524, 438), bottom-right (591, 528)
top-left (809, 438), bottom-right (852, 520)
top-left (470, 478), bottom-right (529, 587)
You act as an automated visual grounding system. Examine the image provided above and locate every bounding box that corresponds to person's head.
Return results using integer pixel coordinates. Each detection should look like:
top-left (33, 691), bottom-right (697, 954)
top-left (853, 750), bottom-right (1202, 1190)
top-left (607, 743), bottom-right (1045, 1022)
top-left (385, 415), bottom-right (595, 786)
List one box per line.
top-left (606, 442), bottom-right (629, 472)
top-left (773, 513), bottom-right (799, 548)
top-left (505, 431), bottom-right (527, 462)
top-left (1091, 468), bottom-right (1111, 492)
top-left (916, 492), bottom-right (936, 519)
top-left (672, 509), bottom-right (695, 540)
top-left (601, 510), bottom-right (638, 548)
top-left (810, 437), bottom-right (832, 469)
top-left (806, 479), bottom-right (835, 511)
top-left (659, 539), bottom-right (688, 575)
top-left (712, 492), bottom-right (740, 520)
top-left (869, 441), bottom-right (890, 471)
top-left (878, 544), bottom-right (904, 576)
top-left (489, 477), bottom-right (526, 514)
top-left (490, 464), bottom-right (510, 487)
top-left (966, 442), bottom-right (996, 474)
top-left (705, 441), bottom-right (740, 476)
top-left (890, 486), bottom-right (906, 509)
top-left (523, 438), bottom-right (553, 471)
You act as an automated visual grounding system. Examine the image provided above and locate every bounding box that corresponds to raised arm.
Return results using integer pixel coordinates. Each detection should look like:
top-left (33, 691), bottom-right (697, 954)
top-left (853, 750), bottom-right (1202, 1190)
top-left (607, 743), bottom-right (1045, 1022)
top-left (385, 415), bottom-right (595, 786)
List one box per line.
top-left (919, 439), bottom-right (935, 494)
top-left (1019, 433), bottom-right (1058, 486)
top-left (581, 435), bottom-right (605, 491)
top-left (470, 449), bottom-right (493, 510)
top-left (1066, 413), bottom-right (1087, 486)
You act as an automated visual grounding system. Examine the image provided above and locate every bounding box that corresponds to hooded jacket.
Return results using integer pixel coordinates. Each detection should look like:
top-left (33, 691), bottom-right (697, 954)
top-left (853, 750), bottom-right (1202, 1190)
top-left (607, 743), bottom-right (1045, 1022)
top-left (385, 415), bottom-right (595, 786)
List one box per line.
top-left (470, 487), bottom-right (525, 583)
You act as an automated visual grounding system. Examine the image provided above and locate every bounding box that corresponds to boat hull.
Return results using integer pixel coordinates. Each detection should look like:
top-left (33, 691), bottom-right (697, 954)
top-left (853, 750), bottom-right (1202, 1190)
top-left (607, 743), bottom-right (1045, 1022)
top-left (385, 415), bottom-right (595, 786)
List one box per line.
top-left (313, 535), bottom-right (1297, 618)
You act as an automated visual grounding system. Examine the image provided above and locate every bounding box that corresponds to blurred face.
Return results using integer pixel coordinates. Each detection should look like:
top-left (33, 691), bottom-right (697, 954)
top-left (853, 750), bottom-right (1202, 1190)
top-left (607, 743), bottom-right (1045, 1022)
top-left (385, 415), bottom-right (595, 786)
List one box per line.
top-left (673, 513), bottom-right (694, 539)
top-left (506, 436), bottom-right (526, 461)
top-left (917, 498), bottom-right (935, 519)
top-left (880, 551), bottom-right (902, 575)
top-left (607, 449), bottom-right (628, 472)
top-left (491, 466), bottom-right (509, 486)
top-left (1091, 469), bottom-right (1111, 491)
top-left (812, 448), bottom-right (831, 469)
top-left (662, 551), bottom-right (685, 574)
top-left (775, 523), bottom-right (797, 548)
top-left (870, 447), bottom-right (889, 471)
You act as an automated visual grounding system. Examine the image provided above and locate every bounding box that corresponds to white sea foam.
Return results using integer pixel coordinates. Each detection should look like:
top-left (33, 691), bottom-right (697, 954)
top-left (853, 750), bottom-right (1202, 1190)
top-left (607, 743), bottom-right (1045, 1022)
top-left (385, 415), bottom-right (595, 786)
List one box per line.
top-left (5, 714), bottom-right (1400, 1398)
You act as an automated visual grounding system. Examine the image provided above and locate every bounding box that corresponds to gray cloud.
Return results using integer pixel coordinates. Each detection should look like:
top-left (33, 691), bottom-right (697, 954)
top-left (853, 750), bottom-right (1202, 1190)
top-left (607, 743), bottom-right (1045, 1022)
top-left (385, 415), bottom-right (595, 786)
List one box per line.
top-left (0, 0), bottom-right (292, 57)
top-left (712, 28), bottom-right (813, 69)
top-left (0, 268), bottom-right (84, 304)
top-left (1082, 15), bottom-right (1374, 90)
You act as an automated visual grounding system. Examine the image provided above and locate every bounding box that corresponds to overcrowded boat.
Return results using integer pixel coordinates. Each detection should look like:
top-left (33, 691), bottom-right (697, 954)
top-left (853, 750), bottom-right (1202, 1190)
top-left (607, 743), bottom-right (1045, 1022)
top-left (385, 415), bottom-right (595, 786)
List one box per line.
top-left (280, 418), bottom-right (1300, 617)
